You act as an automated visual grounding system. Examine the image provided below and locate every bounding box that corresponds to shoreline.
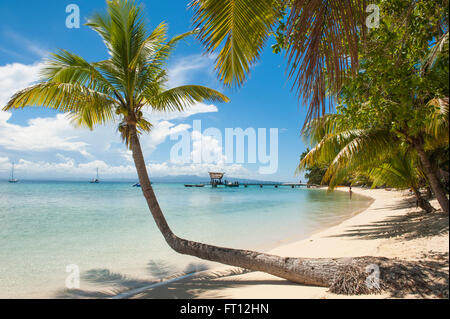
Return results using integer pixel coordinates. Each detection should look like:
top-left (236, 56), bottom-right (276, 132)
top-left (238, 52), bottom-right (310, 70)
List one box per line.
top-left (243, 189), bottom-right (374, 254)
top-left (1, 185), bottom-right (372, 299)
top-left (109, 187), bottom-right (373, 299)
top-left (132, 187), bottom-right (449, 299)
top-left (254, 191), bottom-right (375, 253)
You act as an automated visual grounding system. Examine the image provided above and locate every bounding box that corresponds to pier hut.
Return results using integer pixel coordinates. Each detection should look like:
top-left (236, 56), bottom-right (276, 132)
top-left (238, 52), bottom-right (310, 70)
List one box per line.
top-left (209, 172), bottom-right (224, 187)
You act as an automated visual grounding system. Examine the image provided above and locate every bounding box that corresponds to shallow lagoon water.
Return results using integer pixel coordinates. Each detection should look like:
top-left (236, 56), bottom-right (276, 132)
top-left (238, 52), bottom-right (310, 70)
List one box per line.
top-left (0, 181), bottom-right (371, 298)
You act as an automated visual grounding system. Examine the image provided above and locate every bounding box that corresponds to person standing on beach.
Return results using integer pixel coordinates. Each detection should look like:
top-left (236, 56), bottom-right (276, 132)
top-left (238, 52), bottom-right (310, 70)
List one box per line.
top-left (349, 186), bottom-right (353, 200)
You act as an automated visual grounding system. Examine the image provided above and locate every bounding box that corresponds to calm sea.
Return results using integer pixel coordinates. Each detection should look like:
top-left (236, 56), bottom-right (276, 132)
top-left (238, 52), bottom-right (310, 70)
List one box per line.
top-left (0, 181), bottom-right (371, 298)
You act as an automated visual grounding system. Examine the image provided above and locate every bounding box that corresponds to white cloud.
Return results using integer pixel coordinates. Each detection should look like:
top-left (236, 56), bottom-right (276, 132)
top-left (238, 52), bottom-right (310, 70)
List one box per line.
top-left (167, 54), bottom-right (216, 88)
top-left (190, 130), bottom-right (226, 165)
top-left (0, 53), bottom-right (230, 179)
top-left (0, 112), bottom-right (91, 154)
top-left (146, 120), bottom-right (191, 151)
top-left (0, 155), bottom-right (248, 180)
top-left (0, 156), bottom-right (9, 167)
top-left (0, 62), bottom-right (44, 106)
top-left (0, 54), bottom-right (221, 157)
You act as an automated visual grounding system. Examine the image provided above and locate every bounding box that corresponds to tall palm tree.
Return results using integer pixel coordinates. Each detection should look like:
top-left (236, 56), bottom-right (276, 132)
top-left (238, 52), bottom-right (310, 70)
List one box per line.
top-left (3, 0), bottom-right (389, 291)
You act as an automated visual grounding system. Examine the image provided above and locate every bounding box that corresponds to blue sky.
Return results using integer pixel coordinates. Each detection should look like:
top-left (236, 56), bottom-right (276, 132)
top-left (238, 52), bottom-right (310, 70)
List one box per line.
top-left (0, 0), bottom-right (310, 182)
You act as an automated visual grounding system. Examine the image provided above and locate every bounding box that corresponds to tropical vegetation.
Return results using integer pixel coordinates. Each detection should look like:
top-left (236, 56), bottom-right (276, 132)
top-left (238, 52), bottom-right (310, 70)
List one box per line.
top-left (298, 0), bottom-right (449, 214)
top-left (3, 0), bottom-right (449, 293)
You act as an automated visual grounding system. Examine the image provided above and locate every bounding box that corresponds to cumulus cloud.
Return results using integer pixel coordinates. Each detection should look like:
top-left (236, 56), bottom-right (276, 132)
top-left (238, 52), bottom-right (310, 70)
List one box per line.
top-left (145, 121), bottom-right (191, 151)
top-left (0, 62), bottom-right (44, 107)
top-left (0, 52), bottom-right (231, 179)
top-left (0, 112), bottom-right (91, 154)
top-left (0, 155), bottom-right (248, 180)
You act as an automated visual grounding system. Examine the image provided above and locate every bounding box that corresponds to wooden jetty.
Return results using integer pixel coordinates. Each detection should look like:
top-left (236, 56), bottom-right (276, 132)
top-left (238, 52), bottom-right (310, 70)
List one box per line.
top-left (182, 172), bottom-right (319, 189)
top-left (241, 183), bottom-right (311, 188)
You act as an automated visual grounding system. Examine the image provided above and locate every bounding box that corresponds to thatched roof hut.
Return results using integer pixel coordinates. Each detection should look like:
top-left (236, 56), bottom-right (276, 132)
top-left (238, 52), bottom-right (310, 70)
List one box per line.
top-left (208, 172), bottom-right (224, 180)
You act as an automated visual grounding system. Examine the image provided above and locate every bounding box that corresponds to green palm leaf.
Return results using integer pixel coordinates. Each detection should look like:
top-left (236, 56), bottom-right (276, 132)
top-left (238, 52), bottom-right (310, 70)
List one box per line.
top-left (3, 0), bottom-right (229, 145)
top-left (4, 82), bottom-right (117, 129)
top-left (191, 0), bottom-right (278, 87)
top-left (147, 85), bottom-right (230, 112)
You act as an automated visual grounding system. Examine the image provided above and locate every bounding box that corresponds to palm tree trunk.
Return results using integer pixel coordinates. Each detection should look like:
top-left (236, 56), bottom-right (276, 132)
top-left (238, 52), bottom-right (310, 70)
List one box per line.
top-left (426, 186), bottom-right (433, 199)
top-left (414, 143), bottom-right (449, 214)
top-left (128, 126), bottom-right (384, 288)
top-left (412, 187), bottom-right (435, 213)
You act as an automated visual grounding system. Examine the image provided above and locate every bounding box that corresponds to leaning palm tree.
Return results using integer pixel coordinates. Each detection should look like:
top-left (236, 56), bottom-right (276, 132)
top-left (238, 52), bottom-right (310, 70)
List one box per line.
top-left (4, 0), bottom-right (394, 292)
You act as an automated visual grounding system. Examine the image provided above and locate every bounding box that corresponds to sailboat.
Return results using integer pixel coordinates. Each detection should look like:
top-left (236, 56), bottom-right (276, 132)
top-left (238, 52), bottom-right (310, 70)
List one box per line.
top-left (8, 163), bottom-right (18, 183)
top-left (90, 168), bottom-right (100, 183)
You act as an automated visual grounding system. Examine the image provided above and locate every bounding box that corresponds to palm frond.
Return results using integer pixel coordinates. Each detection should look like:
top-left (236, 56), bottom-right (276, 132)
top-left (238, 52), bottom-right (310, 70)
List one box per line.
top-left (146, 85), bottom-right (230, 112)
top-left (368, 151), bottom-right (423, 190)
top-left (150, 29), bottom-right (197, 68)
top-left (41, 49), bottom-right (118, 96)
top-left (4, 0), bottom-right (229, 141)
top-left (3, 82), bottom-right (116, 129)
top-left (191, 0), bottom-right (278, 87)
top-left (324, 129), bottom-right (396, 181)
top-left (425, 97), bottom-right (449, 142)
top-left (285, 0), bottom-right (366, 122)
top-left (128, 21), bottom-right (168, 70)
top-left (422, 31), bottom-right (449, 73)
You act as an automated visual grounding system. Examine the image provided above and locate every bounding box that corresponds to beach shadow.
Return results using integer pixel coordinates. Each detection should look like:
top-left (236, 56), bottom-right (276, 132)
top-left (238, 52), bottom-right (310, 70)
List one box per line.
top-left (54, 259), bottom-right (210, 299)
top-left (54, 254), bottom-right (448, 299)
top-left (54, 262), bottom-right (300, 299)
top-left (380, 251), bottom-right (449, 298)
top-left (131, 268), bottom-right (301, 299)
top-left (331, 207), bottom-right (449, 241)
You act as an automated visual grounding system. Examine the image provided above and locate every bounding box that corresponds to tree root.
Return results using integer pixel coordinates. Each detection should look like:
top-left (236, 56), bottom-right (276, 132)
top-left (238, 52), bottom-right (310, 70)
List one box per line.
top-left (329, 254), bottom-right (449, 297)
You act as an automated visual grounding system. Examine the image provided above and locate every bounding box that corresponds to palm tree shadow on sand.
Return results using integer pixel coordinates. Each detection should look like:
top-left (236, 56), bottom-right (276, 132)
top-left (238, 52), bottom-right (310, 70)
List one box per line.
top-left (323, 197), bottom-right (449, 298)
top-left (55, 260), bottom-right (210, 299)
top-left (54, 260), bottom-right (302, 299)
top-left (329, 196), bottom-right (449, 240)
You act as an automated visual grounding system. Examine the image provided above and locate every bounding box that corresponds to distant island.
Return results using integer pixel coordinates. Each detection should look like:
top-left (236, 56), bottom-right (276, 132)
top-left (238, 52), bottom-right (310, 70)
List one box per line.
top-left (1, 175), bottom-right (284, 184)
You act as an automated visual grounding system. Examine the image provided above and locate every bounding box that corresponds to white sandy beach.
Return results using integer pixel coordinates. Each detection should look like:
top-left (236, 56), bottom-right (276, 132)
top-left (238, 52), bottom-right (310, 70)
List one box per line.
top-left (133, 187), bottom-right (449, 299)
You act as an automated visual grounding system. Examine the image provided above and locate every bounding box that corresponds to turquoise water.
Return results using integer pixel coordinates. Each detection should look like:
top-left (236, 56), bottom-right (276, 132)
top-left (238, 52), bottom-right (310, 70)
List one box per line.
top-left (0, 181), bottom-right (371, 298)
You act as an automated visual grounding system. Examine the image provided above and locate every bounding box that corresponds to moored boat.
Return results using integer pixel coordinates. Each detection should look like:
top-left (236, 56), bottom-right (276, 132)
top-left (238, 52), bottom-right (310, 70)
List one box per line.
top-left (8, 162), bottom-right (18, 183)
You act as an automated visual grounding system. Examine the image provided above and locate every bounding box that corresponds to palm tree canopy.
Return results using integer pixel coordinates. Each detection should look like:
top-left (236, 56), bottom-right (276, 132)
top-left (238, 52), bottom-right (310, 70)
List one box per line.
top-left (191, 0), bottom-right (279, 87)
top-left (368, 150), bottom-right (424, 190)
top-left (298, 114), bottom-right (397, 188)
top-left (4, 0), bottom-right (229, 147)
top-left (191, 0), bottom-right (366, 122)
